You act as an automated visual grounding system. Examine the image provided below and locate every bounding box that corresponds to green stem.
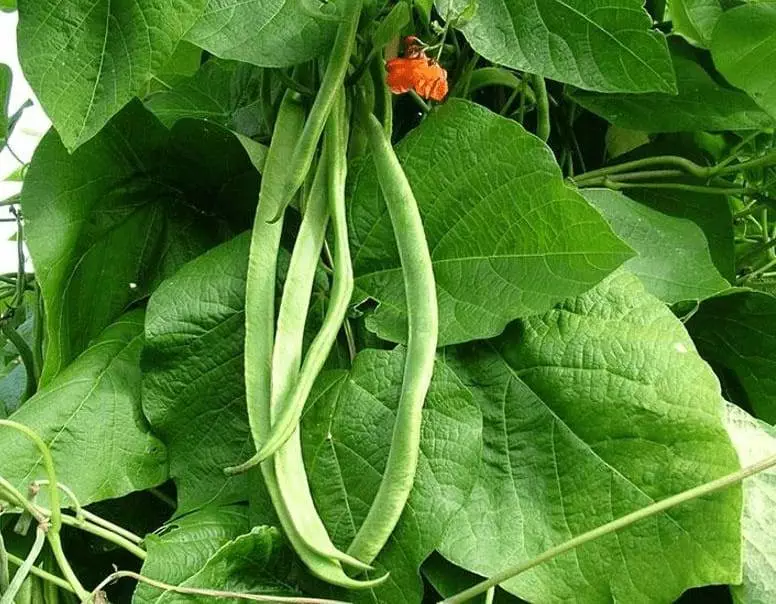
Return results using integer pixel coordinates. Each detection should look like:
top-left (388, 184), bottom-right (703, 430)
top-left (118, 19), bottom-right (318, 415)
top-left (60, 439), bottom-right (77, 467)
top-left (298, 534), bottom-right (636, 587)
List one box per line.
top-left (408, 90), bottom-right (430, 113)
top-left (33, 283), bottom-right (44, 381)
top-left (59, 516), bottom-right (146, 560)
top-left (85, 570), bottom-right (350, 604)
top-left (5, 554), bottom-right (75, 594)
top-left (0, 529), bottom-right (9, 594)
top-left (600, 179), bottom-right (747, 196)
top-left (738, 236), bottom-right (776, 266)
top-left (0, 195), bottom-right (19, 207)
top-left (440, 452), bottom-right (776, 604)
top-left (0, 527), bottom-right (45, 604)
top-left (716, 131), bottom-right (761, 170)
top-left (0, 322), bottom-right (37, 402)
top-left (575, 155), bottom-right (710, 182)
top-left (148, 487), bottom-right (176, 509)
top-left (574, 169), bottom-right (685, 187)
top-left (716, 149), bottom-right (776, 176)
top-left (275, 69), bottom-right (315, 96)
top-left (531, 74), bottom-right (550, 142)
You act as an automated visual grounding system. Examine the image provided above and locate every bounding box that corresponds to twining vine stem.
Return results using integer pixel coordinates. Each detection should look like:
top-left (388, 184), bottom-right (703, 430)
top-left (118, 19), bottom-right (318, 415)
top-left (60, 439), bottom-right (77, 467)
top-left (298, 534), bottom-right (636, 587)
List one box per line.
top-left (440, 452), bottom-right (776, 604)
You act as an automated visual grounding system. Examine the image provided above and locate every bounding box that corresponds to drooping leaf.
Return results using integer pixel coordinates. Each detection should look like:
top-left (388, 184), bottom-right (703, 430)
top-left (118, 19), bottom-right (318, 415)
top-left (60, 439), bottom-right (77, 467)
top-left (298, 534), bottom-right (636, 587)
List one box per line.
top-left (582, 188), bottom-right (729, 303)
top-left (687, 289), bottom-right (776, 423)
top-left (438, 271), bottom-right (742, 602)
top-left (350, 100), bottom-right (633, 347)
top-left (145, 59), bottom-right (264, 136)
top-left (711, 3), bottom-right (776, 119)
top-left (435, 0), bottom-right (676, 93)
top-left (724, 403), bottom-right (776, 604)
top-left (670, 0), bottom-right (722, 47)
top-left (142, 233), bottom-right (253, 514)
top-left (16, 0), bottom-right (207, 151)
top-left (0, 311), bottom-right (168, 506)
top-left (134, 505), bottom-right (250, 604)
top-left (22, 101), bottom-right (258, 385)
top-left (571, 40), bottom-right (774, 133)
top-left (301, 347), bottom-right (482, 603)
top-left (186, 0), bottom-right (336, 68)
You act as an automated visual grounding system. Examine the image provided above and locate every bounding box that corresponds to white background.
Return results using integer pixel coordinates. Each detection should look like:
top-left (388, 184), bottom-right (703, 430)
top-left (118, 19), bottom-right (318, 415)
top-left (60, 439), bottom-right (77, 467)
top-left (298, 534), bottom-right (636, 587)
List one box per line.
top-left (0, 11), bottom-right (51, 273)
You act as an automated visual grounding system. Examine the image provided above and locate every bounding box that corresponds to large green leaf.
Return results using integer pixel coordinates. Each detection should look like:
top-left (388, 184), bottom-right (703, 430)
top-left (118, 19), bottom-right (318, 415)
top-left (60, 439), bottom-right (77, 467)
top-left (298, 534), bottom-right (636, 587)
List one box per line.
top-left (350, 100), bottom-right (633, 347)
top-left (724, 403), bottom-right (776, 604)
top-left (438, 271), bottom-right (742, 602)
top-left (0, 311), bottom-right (167, 506)
top-left (16, 0), bottom-right (207, 151)
top-left (300, 347), bottom-right (482, 603)
top-left (22, 101), bottom-right (258, 385)
top-left (582, 188), bottom-right (729, 303)
top-left (711, 3), bottom-right (776, 119)
top-left (134, 505), bottom-right (250, 603)
top-left (144, 59), bottom-right (264, 136)
top-left (571, 40), bottom-right (774, 133)
top-left (671, 0), bottom-right (722, 47)
top-left (186, 0), bottom-right (336, 68)
top-left (436, 0), bottom-right (676, 93)
top-left (142, 233), bottom-right (252, 514)
top-left (687, 289), bottom-right (776, 423)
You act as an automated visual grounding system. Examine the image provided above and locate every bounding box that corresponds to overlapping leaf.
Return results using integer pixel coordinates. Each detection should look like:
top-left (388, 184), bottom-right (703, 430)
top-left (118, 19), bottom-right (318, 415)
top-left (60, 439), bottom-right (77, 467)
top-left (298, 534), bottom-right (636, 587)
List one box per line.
top-left (687, 289), bottom-right (776, 423)
top-left (17, 0), bottom-right (207, 150)
top-left (582, 188), bottom-right (729, 303)
top-left (300, 347), bottom-right (482, 603)
top-left (436, 0), bottom-right (676, 93)
top-left (22, 101), bottom-right (258, 385)
top-left (349, 100), bottom-right (634, 347)
top-left (0, 311), bottom-right (167, 506)
top-left (438, 271), bottom-right (742, 602)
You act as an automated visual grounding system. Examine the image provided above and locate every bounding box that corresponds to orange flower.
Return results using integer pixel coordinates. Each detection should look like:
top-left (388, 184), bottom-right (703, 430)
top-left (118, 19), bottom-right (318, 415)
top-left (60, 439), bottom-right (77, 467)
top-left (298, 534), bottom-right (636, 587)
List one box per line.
top-left (385, 37), bottom-right (448, 102)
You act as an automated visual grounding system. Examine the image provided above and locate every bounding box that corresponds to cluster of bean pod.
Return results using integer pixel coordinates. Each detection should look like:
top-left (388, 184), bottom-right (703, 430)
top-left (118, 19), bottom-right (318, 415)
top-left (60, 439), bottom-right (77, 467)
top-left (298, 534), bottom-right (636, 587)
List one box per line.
top-left (224, 0), bottom-right (439, 588)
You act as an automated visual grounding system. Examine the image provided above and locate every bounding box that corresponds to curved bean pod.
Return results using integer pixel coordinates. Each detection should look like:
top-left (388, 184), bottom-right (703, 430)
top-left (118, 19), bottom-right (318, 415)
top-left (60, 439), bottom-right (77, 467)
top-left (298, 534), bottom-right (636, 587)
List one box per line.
top-left (346, 112), bottom-right (438, 565)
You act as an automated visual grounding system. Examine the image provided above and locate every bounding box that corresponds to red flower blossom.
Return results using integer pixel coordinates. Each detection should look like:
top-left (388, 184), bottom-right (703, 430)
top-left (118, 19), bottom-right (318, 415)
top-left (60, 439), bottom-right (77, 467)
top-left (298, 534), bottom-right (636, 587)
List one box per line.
top-left (385, 37), bottom-right (448, 101)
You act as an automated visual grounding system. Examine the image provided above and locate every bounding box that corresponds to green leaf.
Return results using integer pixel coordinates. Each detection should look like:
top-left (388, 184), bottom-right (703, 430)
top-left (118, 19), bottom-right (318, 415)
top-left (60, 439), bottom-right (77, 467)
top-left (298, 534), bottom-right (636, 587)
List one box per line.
top-left (435, 0), bottom-right (676, 93)
top-left (16, 0), bottom-right (207, 151)
top-left (134, 505), bottom-right (250, 604)
top-left (21, 101), bottom-right (258, 385)
top-left (687, 289), bottom-right (776, 423)
top-left (724, 403), bottom-right (776, 604)
top-left (711, 3), bottom-right (776, 119)
top-left (142, 233), bottom-right (253, 514)
top-left (570, 40), bottom-right (774, 133)
top-left (0, 311), bottom-right (168, 506)
top-left (300, 347), bottom-right (482, 603)
top-left (145, 59), bottom-right (264, 136)
top-left (350, 99), bottom-right (634, 347)
top-left (0, 63), bottom-right (11, 142)
top-left (581, 188), bottom-right (729, 303)
top-left (373, 1), bottom-right (410, 49)
top-left (186, 0), bottom-right (336, 68)
top-left (438, 271), bottom-right (742, 602)
top-left (0, 0), bottom-right (16, 12)
top-left (671, 0), bottom-right (722, 47)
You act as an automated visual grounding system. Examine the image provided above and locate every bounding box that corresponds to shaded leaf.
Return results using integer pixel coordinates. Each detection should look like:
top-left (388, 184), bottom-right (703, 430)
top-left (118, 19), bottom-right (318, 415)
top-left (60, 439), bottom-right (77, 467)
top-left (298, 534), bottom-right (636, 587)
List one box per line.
top-left (582, 188), bottom-right (729, 303)
top-left (22, 101), bottom-right (258, 385)
top-left (670, 0), bottom-right (722, 47)
top-left (17, 0), bottom-right (207, 150)
top-left (435, 0), bottom-right (676, 93)
top-left (0, 311), bottom-right (167, 506)
top-left (687, 289), bottom-right (776, 423)
top-left (350, 99), bottom-right (633, 347)
top-left (301, 347), bottom-right (482, 603)
top-left (438, 271), bottom-right (742, 602)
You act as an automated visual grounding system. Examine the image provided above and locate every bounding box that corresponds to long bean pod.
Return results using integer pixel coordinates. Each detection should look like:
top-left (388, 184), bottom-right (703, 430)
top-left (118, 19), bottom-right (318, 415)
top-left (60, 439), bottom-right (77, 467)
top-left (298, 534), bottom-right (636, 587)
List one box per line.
top-left (245, 87), bottom-right (353, 463)
top-left (346, 113), bottom-right (438, 564)
top-left (233, 91), bottom-right (383, 587)
top-left (268, 0), bottom-right (362, 222)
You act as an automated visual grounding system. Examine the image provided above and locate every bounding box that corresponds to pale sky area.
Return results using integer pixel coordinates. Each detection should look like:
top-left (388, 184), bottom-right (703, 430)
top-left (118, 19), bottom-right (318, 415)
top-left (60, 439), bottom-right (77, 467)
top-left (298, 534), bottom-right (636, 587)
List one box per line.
top-left (0, 11), bottom-right (51, 273)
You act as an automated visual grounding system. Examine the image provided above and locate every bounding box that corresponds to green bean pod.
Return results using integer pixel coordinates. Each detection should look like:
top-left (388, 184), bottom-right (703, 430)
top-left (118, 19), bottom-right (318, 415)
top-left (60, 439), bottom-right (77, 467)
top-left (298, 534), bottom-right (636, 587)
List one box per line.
top-left (246, 87), bottom-right (353, 463)
top-left (234, 91), bottom-right (380, 588)
top-left (346, 113), bottom-right (439, 565)
top-left (268, 0), bottom-right (362, 222)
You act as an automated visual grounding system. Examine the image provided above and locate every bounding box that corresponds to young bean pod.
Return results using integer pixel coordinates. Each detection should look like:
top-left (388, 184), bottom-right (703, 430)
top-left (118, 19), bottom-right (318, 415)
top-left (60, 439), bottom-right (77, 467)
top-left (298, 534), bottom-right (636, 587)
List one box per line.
top-left (346, 112), bottom-right (438, 565)
top-left (268, 0), bottom-right (362, 222)
top-left (244, 87), bottom-right (353, 463)
top-left (233, 91), bottom-right (380, 587)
